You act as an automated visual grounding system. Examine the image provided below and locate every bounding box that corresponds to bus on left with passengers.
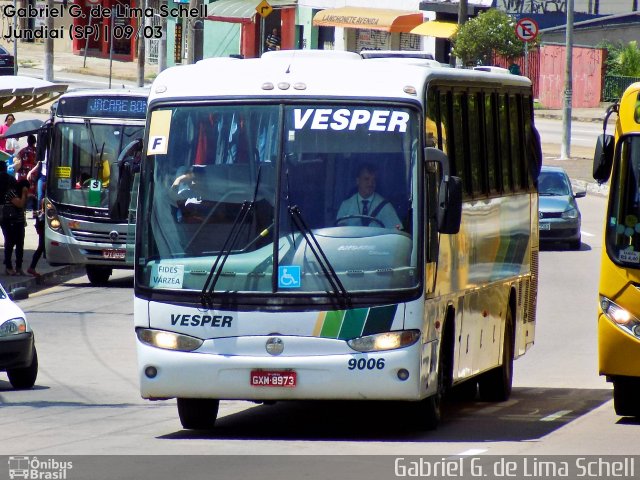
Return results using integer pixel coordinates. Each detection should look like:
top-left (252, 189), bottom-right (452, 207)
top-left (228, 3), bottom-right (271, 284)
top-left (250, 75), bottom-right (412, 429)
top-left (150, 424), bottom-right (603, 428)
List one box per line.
top-left (41, 89), bottom-right (148, 285)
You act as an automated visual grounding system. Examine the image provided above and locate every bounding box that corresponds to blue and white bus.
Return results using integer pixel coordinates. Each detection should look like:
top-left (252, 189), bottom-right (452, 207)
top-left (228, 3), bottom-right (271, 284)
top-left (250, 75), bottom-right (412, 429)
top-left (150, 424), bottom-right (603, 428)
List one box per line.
top-left (42, 89), bottom-right (148, 284)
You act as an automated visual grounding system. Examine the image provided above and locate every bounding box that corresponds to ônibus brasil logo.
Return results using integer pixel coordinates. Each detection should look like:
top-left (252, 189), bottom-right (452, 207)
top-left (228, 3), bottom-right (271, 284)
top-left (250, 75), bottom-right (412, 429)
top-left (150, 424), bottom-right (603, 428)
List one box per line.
top-left (8, 456), bottom-right (73, 480)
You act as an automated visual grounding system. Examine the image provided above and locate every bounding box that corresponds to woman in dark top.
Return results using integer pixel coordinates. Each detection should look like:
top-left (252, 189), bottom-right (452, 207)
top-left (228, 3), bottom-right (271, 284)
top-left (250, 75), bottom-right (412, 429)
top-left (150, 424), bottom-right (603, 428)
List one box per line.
top-left (2, 178), bottom-right (29, 275)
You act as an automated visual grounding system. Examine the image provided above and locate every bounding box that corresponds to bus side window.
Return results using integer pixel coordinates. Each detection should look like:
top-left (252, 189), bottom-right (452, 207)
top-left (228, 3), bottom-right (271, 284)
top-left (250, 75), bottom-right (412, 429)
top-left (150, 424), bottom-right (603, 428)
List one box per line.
top-left (468, 91), bottom-right (486, 197)
top-left (509, 94), bottom-right (525, 191)
top-left (498, 94), bottom-right (512, 194)
top-left (484, 92), bottom-right (500, 195)
top-left (452, 91), bottom-right (469, 197)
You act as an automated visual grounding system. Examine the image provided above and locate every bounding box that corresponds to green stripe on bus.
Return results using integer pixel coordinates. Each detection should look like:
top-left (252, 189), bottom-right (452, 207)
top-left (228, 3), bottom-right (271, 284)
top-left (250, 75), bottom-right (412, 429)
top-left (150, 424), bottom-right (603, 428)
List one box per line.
top-left (338, 308), bottom-right (369, 340)
top-left (362, 305), bottom-right (398, 336)
top-left (320, 310), bottom-right (345, 338)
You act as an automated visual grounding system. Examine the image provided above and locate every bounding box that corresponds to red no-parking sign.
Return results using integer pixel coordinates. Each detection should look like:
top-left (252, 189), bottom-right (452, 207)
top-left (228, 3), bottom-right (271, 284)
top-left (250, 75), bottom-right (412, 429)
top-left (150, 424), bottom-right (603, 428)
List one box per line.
top-left (515, 18), bottom-right (539, 42)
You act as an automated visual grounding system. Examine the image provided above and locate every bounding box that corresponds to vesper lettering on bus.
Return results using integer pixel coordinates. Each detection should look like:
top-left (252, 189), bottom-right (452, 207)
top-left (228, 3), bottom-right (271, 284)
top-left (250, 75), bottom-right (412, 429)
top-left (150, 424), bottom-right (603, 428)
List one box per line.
top-left (170, 314), bottom-right (233, 327)
top-left (293, 108), bottom-right (409, 132)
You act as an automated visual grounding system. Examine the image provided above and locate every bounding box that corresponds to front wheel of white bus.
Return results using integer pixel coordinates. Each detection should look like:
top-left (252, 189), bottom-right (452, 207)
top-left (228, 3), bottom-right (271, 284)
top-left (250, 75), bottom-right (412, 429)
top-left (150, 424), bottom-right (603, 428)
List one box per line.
top-left (177, 398), bottom-right (220, 430)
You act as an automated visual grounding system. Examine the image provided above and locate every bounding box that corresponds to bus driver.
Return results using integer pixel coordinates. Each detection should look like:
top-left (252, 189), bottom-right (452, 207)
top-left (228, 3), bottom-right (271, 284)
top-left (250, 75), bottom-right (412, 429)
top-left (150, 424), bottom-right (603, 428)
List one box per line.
top-left (336, 163), bottom-right (402, 229)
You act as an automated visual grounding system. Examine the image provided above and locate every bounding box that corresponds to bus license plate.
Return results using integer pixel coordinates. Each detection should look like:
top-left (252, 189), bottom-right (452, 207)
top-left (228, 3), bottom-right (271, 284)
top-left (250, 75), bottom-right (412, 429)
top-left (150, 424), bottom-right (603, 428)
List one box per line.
top-left (539, 223), bottom-right (550, 230)
top-left (103, 249), bottom-right (126, 260)
top-left (250, 370), bottom-right (297, 388)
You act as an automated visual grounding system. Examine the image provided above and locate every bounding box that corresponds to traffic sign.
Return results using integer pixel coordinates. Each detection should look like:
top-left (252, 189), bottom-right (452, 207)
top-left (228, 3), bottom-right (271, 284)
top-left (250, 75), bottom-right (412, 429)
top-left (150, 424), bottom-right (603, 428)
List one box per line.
top-left (256, 0), bottom-right (273, 18)
top-left (515, 18), bottom-right (539, 42)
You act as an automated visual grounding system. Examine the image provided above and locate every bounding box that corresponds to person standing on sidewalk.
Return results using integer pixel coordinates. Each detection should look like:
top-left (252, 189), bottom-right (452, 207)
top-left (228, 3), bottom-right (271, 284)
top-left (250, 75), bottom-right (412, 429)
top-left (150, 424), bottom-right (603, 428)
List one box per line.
top-left (265, 28), bottom-right (281, 52)
top-left (2, 179), bottom-right (29, 276)
top-left (0, 114), bottom-right (15, 153)
top-left (27, 184), bottom-right (46, 277)
top-left (13, 134), bottom-right (37, 212)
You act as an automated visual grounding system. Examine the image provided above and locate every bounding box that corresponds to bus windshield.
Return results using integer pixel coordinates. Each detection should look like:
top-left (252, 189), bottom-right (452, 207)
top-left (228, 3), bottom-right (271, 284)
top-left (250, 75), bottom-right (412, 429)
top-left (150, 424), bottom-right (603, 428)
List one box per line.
top-left (48, 122), bottom-right (144, 209)
top-left (138, 103), bottom-right (420, 296)
top-left (605, 134), bottom-right (640, 266)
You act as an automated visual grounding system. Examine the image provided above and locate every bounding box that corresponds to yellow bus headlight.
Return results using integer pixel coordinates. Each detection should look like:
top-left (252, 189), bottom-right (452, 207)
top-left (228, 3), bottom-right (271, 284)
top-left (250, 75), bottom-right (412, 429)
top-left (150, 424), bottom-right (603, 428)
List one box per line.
top-left (600, 297), bottom-right (640, 338)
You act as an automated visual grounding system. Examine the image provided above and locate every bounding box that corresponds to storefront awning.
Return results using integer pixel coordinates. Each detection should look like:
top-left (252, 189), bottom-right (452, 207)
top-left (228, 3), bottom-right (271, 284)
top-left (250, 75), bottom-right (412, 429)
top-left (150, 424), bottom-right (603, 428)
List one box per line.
top-left (313, 7), bottom-right (424, 33)
top-left (410, 21), bottom-right (459, 39)
top-left (207, 0), bottom-right (297, 24)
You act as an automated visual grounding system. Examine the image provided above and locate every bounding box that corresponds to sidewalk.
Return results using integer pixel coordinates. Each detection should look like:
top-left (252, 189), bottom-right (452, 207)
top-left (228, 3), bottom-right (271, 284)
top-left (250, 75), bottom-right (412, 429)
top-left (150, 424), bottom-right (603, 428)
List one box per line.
top-left (0, 217), bottom-right (84, 294)
top-left (5, 39), bottom-right (155, 84)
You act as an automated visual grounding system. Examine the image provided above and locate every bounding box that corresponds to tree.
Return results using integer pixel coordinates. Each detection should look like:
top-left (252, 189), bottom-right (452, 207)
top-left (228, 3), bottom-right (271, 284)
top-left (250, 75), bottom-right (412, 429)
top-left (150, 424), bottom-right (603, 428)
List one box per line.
top-left (451, 9), bottom-right (526, 66)
top-left (603, 40), bottom-right (640, 77)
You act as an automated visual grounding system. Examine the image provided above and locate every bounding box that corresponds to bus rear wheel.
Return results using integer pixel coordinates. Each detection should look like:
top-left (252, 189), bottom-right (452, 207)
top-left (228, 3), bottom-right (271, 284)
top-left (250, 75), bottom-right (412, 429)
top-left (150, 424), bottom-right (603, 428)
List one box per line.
top-left (478, 309), bottom-right (514, 402)
top-left (613, 377), bottom-right (640, 417)
top-left (177, 398), bottom-right (220, 430)
top-left (86, 265), bottom-right (112, 285)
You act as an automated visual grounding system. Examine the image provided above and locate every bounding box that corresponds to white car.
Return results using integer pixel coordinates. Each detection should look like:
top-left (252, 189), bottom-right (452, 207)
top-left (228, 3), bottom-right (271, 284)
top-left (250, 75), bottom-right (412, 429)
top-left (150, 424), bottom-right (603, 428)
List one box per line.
top-left (0, 283), bottom-right (38, 389)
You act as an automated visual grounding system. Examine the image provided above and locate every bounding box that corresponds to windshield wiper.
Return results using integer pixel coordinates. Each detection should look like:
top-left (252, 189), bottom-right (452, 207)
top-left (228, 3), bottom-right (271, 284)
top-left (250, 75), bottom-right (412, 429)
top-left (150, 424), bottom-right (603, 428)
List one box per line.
top-left (288, 205), bottom-right (350, 307)
top-left (200, 166), bottom-right (265, 308)
top-left (200, 201), bottom-right (253, 308)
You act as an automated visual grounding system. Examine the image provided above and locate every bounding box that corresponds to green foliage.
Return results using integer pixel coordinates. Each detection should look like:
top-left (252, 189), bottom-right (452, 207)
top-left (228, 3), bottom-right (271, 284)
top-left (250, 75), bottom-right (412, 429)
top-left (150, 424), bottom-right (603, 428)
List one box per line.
top-left (598, 40), bottom-right (640, 77)
top-left (452, 9), bottom-right (527, 66)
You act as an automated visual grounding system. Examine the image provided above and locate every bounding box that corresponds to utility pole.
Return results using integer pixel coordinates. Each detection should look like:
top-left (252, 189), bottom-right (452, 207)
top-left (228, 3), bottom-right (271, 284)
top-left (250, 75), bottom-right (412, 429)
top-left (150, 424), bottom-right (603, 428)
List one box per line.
top-left (187, 0), bottom-right (202, 64)
top-left (137, 0), bottom-right (147, 87)
top-left (158, 16), bottom-right (167, 73)
top-left (44, 0), bottom-right (54, 80)
top-left (454, 0), bottom-right (468, 67)
top-left (12, 0), bottom-right (17, 75)
top-left (560, 0), bottom-right (574, 160)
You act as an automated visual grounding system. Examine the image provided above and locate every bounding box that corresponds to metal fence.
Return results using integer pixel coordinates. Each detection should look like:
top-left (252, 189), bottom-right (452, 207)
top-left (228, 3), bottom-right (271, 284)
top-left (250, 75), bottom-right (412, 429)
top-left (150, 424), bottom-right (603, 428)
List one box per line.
top-left (602, 75), bottom-right (640, 102)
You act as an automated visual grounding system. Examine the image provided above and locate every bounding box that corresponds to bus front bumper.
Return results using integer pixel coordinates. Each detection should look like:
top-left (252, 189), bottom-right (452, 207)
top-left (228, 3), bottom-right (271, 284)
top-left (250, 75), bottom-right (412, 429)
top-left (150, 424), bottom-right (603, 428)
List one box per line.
top-left (136, 338), bottom-right (426, 401)
top-left (598, 314), bottom-right (640, 378)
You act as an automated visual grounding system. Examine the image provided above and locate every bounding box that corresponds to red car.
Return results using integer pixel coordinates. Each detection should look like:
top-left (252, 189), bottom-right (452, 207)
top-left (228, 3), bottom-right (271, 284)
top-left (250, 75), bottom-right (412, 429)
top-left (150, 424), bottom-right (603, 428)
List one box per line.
top-left (0, 45), bottom-right (15, 76)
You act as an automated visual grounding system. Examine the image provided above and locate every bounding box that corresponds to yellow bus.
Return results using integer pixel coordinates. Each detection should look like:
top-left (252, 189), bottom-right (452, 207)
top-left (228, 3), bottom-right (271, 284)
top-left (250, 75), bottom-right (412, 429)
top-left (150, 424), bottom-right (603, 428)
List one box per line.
top-left (593, 82), bottom-right (640, 417)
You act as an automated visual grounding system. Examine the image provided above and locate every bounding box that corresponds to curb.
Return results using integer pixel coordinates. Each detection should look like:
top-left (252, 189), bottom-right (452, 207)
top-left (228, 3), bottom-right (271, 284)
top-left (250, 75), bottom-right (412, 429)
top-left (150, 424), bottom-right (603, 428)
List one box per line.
top-left (535, 113), bottom-right (604, 124)
top-left (3, 264), bottom-right (85, 293)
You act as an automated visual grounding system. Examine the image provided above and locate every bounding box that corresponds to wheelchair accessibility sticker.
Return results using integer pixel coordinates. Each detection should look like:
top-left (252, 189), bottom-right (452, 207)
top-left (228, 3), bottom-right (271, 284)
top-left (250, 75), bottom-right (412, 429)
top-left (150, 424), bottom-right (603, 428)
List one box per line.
top-left (278, 266), bottom-right (301, 288)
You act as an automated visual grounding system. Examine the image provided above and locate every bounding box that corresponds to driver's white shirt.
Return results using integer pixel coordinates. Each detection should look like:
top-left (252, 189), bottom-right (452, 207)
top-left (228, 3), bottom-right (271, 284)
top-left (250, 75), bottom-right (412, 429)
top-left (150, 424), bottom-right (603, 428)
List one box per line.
top-left (336, 192), bottom-right (401, 228)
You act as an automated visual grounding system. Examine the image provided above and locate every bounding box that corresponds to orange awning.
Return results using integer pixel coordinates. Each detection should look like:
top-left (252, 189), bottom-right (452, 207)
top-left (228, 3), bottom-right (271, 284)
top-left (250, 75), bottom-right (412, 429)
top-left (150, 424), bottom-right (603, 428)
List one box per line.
top-left (313, 7), bottom-right (424, 33)
top-left (410, 21), bottom-right (459, 39)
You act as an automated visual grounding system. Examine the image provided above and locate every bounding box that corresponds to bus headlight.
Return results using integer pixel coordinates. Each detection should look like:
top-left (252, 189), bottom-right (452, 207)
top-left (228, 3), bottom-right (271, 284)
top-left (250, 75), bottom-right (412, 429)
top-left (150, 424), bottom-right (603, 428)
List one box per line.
top-left (347, 330), bottom-right (420, 352)
top-left (44, 200), bottom-right (63, 232)
top-left (562, 208), bottom-right (579, 219)
top-left (136, 328), bottom-right (203, 352)
top-left (600, 297), bottom-right (640, 338)
top-left (0, 318), bottom-right (27, 337)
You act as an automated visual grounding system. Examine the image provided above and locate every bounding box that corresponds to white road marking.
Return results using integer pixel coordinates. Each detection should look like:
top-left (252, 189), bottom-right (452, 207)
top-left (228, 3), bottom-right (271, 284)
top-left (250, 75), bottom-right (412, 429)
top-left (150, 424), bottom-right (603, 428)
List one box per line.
top-left (581, 230), bottom-right (595, 237)
top-left (540, 409), bottom-right (572, 422)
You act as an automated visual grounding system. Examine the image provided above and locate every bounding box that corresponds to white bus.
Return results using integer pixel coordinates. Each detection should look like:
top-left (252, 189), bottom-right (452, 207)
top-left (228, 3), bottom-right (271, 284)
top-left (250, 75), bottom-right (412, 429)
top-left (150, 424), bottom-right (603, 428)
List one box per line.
top-left (41, 89), bottom-right (148, 284)
top-left (134, 53), bottom-right (540, 430)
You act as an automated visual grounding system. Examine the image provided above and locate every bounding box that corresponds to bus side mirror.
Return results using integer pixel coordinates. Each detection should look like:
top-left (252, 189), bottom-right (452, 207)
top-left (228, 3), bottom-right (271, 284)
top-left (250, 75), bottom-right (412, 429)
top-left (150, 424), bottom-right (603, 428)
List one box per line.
top-left (593, 133), bottom-right (614, 183)
top-left (109, 138), bottom-right (143, 221)
top-left (36, 122), bottom-right (52, 163)
top-left (425, 147), bottom-right (463, 234)
top-left (437, 176), bottom-right (462, 234)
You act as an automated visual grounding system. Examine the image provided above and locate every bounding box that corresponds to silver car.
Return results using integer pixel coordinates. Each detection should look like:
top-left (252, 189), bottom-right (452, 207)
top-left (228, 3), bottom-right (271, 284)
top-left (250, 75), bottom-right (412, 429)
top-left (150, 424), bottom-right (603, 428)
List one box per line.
top-left (538, 166), bottom-right (586, 250)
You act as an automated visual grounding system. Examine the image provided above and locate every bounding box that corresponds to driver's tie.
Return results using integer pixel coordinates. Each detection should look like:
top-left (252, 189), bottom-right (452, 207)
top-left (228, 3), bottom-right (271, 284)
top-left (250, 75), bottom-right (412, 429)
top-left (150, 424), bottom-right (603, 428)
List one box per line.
top-left (361, 199), bottom-right (369, 226)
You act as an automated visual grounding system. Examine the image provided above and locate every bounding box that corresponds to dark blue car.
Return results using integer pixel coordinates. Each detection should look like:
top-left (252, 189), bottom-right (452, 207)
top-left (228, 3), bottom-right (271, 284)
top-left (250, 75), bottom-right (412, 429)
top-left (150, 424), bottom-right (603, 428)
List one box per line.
top-left (0, 45), bottom-right (15, 76)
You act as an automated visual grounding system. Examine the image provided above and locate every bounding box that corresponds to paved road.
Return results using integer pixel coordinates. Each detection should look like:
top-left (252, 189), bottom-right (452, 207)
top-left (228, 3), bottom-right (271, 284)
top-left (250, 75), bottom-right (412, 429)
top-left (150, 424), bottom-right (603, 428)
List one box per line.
top-left (2, 194), bottom-right (638, 462)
